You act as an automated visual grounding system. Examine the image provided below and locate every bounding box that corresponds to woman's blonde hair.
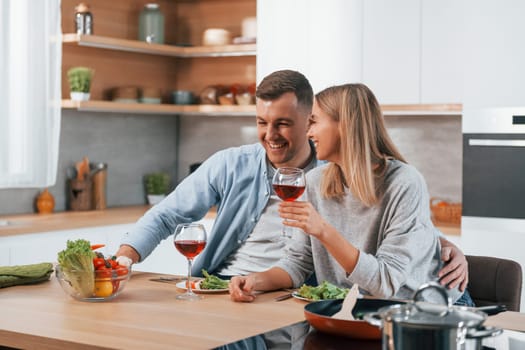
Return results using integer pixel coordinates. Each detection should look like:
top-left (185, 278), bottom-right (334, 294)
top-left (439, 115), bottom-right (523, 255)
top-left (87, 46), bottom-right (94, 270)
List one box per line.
top-left (316, 83), bottom-right (406, 206)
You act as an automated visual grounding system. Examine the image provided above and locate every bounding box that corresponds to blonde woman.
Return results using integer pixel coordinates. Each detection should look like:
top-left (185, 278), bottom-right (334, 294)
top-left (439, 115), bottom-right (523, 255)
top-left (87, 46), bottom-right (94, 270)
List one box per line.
top-left (229, 83), bottom-right (463, 304)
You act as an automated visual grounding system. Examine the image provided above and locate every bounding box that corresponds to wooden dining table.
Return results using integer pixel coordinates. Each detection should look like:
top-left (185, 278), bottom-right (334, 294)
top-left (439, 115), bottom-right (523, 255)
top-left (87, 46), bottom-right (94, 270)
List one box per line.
top-left (1, 270), bottom-right (524, 350)
top-left (0, 271), bottom-right (305, 350)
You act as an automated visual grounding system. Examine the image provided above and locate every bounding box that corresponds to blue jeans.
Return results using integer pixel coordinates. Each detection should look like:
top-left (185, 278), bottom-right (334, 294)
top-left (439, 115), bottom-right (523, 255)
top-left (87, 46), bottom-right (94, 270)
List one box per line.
top-left (454, 289), bottom-right (475, 307)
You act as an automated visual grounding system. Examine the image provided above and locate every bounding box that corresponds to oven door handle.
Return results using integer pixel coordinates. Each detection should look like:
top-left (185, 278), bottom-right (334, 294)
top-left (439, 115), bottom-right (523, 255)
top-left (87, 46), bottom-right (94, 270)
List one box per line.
top-left (468, 139), bottom-right (525, 147)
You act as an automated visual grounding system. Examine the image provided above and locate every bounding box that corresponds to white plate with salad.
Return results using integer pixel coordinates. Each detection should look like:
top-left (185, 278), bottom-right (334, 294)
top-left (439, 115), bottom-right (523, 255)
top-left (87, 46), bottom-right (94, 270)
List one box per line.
top-left (175, 270), bottom-right (230, 294)
top-left (292, 281), bottom-right (350, 302)
top-left (175, 280), bottom-right (229, 294)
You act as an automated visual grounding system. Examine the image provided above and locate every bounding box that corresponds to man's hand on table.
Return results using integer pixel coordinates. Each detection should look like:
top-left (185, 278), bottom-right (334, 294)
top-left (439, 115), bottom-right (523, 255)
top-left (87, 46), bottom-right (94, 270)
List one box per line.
top-left (229, 275), bottom-right (257, 302)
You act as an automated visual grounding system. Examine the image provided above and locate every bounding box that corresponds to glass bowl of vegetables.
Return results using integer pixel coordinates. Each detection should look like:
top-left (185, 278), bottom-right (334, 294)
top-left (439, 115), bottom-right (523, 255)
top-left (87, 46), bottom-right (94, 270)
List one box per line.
top-left (55, 239), bottom-right (131, 302)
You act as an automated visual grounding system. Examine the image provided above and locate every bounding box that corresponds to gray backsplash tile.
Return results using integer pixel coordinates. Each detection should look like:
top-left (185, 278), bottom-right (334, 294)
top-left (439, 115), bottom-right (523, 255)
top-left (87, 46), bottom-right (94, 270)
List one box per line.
top-left (0, 112), bottom-right (461, 215)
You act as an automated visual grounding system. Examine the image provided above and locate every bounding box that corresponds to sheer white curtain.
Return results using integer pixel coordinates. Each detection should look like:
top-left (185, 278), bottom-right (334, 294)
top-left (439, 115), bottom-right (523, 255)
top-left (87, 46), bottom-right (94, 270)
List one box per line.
top-left (0, 0), bottom-right (61, 188)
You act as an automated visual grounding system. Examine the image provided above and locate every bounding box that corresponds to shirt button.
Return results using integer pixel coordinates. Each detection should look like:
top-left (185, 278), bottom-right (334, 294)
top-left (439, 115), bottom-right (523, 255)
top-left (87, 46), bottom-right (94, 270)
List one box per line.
top-left (237, 240), bottom-right (242, 244)
top-left (252, 217), bottom-right (257, 222)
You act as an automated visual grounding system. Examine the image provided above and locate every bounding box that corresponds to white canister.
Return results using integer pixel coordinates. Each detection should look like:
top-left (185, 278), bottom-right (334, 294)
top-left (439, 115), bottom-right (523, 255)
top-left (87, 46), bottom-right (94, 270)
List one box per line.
top-left (242, 17), bottom-right (257, 39)
top-left (202, 28), bottom-right (231, 46)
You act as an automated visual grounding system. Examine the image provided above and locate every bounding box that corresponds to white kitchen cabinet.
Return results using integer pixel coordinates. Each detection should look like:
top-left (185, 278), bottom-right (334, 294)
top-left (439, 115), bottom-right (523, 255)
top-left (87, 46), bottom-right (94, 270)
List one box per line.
top-left (0, 218), bottom-right (214, 276)
top-left (257, 0), bottom-right (363, 93)
top-left (362, 0), bottom-right (421, 104)
top-left (5, 227), bottom-right (109, 266)
top-left (420, 0), bottom-right (464, 104)
top-left (0, 244), bottom-right (10, 266)
top-left (258, 0), bottom-right (462, 106)
top-left (462, 0), bottom-right (525, 108)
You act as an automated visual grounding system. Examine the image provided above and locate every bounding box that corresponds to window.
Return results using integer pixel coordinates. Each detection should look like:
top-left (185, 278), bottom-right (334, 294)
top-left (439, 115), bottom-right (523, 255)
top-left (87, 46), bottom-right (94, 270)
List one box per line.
top-left (0, 0), bottom-right (61, 188)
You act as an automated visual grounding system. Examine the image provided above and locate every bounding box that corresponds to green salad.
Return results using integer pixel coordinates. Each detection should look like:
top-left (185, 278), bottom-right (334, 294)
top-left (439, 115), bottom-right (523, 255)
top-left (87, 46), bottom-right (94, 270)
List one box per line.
top-left (297, 281), bottom-right (349, 300)
top-left (200, 269), bottom-right (229, 290)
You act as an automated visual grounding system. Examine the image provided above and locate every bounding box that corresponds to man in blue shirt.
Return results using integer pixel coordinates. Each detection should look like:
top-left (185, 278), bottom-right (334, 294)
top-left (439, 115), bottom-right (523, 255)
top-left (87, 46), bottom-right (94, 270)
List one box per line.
top-left (115, 70), bottom-right (470, 298)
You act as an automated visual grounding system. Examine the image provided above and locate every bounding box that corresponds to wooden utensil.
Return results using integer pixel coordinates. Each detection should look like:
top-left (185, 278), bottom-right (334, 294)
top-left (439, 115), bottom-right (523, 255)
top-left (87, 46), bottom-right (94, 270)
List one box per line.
top-left (332, 284), bottom-right (359, 320)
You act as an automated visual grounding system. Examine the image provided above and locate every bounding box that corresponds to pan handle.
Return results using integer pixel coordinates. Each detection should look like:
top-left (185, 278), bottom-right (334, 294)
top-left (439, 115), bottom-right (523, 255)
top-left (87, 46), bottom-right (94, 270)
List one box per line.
top-left (474, 304), bottom-right (507, 316)
top-left (466, 326), bottom-right (503, 339)
top-left (363, 312), bottom-right (383, 328)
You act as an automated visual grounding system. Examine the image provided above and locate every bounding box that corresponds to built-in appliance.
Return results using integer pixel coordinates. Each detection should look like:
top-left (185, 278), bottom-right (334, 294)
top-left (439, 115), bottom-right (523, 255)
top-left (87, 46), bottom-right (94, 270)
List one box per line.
top-left (462, 107), bottom-right (525, 311)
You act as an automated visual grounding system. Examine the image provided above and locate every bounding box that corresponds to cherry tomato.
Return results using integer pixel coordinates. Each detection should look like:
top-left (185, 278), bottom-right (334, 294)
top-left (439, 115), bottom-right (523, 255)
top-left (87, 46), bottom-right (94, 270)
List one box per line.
top-left (94, 280), bottom-right (113, 297)
top-left (107, 258), bottom-right (118, 269)
top-left (96, 266), bottom-right (112, 279)
top-left (93, 257), bottom-right (106, 270)
top-left (115, 266), bottom-right (129, 276)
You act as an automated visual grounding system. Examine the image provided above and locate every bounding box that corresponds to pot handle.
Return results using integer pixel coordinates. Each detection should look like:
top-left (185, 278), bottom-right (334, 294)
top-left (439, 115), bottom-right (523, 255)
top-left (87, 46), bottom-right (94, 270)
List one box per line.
top-left (412, 281), bottom-right (452, 316)
top-left (363, 312), bottom-right (383, 328)
top-left (466, 326), bottom-right (503, 339)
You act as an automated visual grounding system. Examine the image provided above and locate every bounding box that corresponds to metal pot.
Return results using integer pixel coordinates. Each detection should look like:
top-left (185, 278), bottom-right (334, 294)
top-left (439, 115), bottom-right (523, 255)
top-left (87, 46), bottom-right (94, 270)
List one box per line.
top-left (364, 282), bottom-right (502, 350)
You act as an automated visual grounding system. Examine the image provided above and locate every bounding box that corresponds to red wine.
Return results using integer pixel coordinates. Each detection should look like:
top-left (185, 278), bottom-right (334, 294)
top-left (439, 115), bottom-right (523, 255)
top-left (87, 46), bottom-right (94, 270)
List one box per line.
top-left (273, 184), bottom-right (305, 201)
top-left (175, 240), bottom-right (206, 259)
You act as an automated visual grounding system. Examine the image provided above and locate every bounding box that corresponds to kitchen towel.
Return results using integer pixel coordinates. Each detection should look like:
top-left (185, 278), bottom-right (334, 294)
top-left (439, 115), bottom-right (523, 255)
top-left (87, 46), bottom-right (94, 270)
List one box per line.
top-left (0, 262), bottom-right (54, 288)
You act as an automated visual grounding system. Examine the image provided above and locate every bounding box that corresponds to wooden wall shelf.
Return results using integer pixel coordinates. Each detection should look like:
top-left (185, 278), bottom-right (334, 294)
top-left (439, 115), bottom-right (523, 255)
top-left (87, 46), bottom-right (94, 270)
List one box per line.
top-left (381, 104), bottom-right (462, 116)
top-left (61, 100), bottom-right (463, 117)
top-left (62, 34), bottom-right (256, 58)
top-left (61, 100), bottom-right (256, 116)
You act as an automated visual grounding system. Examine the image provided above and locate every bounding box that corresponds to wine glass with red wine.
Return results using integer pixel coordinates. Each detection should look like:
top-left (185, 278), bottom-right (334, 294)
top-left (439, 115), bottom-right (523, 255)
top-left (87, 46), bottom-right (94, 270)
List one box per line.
top-left (272, 167), bottom-right (306, 238)
top-left (173, 223), bottom-right (207, 300)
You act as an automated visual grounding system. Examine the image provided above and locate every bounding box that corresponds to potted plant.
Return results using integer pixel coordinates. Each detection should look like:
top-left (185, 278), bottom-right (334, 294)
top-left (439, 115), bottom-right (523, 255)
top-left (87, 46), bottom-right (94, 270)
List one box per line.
top-left (67, 66), bottom-right (94, 101)
top-left (144, 172), bottom-right (171, 205)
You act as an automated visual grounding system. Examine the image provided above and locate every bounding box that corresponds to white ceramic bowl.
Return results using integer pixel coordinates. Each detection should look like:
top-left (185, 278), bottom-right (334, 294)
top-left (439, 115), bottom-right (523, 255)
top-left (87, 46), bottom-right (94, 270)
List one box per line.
top-left (203, 28), bottom-right (231, 46)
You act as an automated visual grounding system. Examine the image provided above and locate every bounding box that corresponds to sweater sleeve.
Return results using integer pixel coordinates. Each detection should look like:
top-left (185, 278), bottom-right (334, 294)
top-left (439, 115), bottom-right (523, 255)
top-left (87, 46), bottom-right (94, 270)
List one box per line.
top-left (347, 169), bottom-right (440, 298)
top-left (274, 229), bottom-right (315, 288)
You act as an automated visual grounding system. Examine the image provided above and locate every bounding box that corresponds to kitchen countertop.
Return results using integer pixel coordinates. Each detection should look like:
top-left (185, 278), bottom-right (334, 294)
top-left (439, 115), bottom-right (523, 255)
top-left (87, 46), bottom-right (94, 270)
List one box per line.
top-left (0, 205), bottom-right (217, 237)
top-left (0, 205), bottom-right (459, 237)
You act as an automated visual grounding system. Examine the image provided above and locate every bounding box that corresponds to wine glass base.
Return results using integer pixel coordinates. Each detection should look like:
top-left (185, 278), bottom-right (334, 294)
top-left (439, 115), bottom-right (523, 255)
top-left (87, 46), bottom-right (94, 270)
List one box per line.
top-left (177, 292), bottom-right (202, 301)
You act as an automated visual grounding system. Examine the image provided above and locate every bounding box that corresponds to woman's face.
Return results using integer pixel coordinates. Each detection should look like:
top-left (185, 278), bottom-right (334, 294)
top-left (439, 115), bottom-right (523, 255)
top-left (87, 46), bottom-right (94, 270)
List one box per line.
top-left (308, 100), bottom-right (341, 164)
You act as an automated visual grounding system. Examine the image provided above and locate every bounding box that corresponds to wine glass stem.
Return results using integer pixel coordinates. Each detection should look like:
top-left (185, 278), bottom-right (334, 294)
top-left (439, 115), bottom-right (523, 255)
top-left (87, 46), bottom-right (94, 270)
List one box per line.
top-left (187, 258), bottom-right (193, 294)
top-left (282, 223), bottom-right (293, 238)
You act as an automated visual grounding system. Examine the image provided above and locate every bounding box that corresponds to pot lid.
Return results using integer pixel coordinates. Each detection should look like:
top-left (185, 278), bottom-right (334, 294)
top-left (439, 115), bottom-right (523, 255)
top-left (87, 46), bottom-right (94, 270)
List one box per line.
top-left (384, 303), bottom-right (486, 328)
top-left (381, 282), bottom-right (486, 328)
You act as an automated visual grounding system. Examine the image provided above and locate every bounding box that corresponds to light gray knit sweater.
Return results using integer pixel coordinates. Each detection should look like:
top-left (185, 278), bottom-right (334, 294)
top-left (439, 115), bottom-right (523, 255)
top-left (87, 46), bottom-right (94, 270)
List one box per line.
top-left (275, 160), bottom-right (461, 303)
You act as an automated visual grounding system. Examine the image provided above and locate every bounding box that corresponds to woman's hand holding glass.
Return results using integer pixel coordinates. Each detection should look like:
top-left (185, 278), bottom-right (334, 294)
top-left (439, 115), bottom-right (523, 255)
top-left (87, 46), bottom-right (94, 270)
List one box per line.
top-left (278, 200), bottom-right (328, 240)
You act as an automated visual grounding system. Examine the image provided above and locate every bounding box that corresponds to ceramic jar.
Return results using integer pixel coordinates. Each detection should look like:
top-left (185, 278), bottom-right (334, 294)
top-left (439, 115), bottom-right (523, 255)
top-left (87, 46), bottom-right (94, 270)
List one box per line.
top-left (36, 189), bottom-right (55, 214)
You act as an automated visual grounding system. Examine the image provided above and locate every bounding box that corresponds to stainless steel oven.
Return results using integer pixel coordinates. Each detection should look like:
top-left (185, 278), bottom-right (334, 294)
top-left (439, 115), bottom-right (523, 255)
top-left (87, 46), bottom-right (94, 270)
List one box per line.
top-left (462, 107), bottom-right (525, 311)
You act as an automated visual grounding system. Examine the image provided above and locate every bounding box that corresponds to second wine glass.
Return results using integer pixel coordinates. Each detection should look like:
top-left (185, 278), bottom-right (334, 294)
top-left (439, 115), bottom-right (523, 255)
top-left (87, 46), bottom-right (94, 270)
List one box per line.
top-left (272, 167), bottom-right (306, 238)
top-left (173, 223), bottom-right (207, 301)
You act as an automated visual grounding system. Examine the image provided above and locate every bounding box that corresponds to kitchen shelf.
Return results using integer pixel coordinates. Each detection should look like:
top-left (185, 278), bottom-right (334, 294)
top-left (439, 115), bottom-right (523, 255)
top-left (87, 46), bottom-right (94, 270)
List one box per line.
top-left (381, 104), bottom-right (462, 116)
top-left (62, 34), bottom-right (256, 58)
top-left (61, 100), bottom-right (256, 116)
top-left (62, 100), bottom-right (462, 117)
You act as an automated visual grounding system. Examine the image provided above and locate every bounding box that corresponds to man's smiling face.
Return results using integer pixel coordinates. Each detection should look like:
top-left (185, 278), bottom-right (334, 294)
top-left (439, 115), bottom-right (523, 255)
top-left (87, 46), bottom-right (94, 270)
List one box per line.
top-left (256, 92), bottom-right (310, 169)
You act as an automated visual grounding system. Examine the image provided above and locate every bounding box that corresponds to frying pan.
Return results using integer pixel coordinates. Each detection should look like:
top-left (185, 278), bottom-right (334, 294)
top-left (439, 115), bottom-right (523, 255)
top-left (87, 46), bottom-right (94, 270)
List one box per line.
top-left (304, 298), bottom-right (405, 339)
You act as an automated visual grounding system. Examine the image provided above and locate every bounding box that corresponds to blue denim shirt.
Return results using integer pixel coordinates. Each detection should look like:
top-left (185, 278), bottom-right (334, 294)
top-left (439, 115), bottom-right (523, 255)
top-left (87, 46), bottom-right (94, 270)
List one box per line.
top-left (122, 142), bottom-right (322, 276)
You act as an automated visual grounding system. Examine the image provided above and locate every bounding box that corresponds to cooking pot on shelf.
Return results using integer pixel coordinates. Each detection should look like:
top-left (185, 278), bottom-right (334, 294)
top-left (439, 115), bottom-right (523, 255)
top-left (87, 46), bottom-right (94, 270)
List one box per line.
top-left (363, 282), bottom-right (502, 350)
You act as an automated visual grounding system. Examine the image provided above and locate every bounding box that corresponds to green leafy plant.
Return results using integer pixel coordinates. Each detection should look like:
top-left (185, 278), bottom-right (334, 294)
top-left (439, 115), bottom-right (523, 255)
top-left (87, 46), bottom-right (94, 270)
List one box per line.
top-left (144, 172), bottom-right (171, 195)
top-left (67, 66), bottom-right (94, 93)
